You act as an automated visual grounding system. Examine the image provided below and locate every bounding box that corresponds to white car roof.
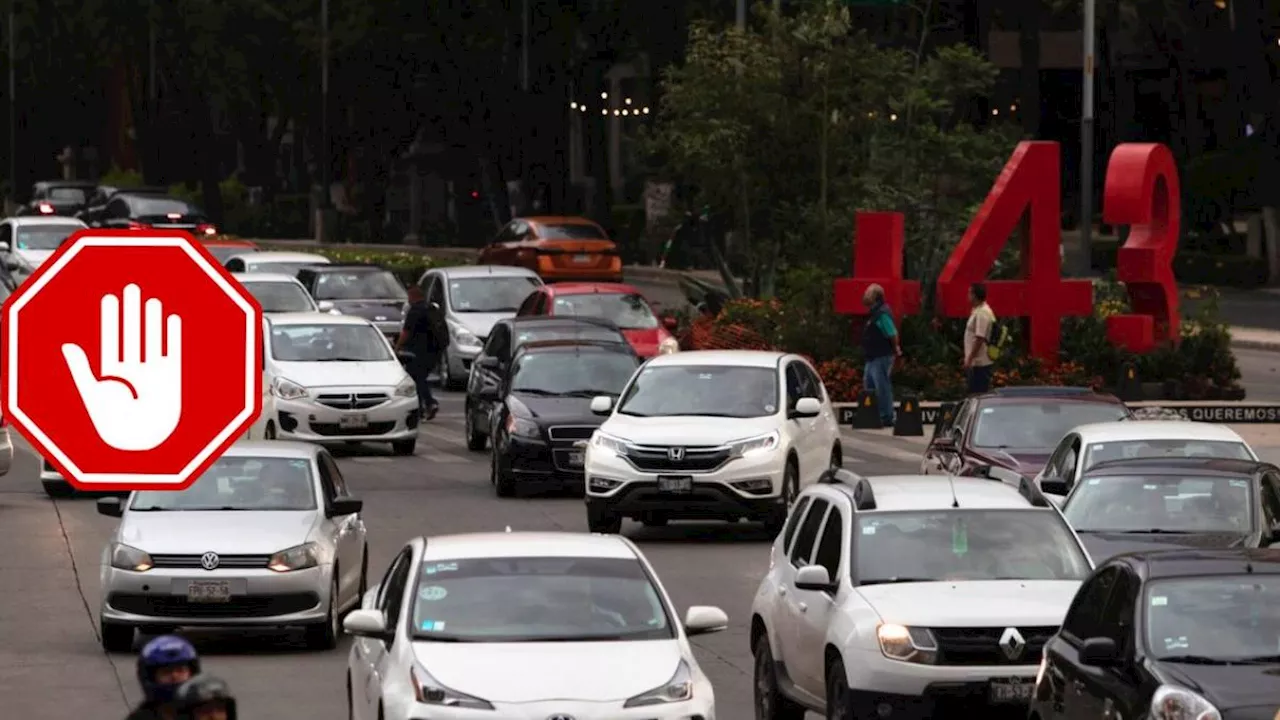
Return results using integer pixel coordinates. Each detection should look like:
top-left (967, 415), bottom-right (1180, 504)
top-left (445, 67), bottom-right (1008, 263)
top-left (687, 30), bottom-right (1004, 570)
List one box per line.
top-left (1072, 421), bottom-right (1246, 444)
top-left (4, 216), bottom-right (87, 227)
top-left (224, 440), bottom-right (320, 459)
top-left (420, 532), bottom-right (638, 561)
top-left (229, 251), bottom-right (330, 263)
top-left (645, 349), bottom-right (786, 369)
top-left (231, 272), bottom-right (306, 284)
top-left (267, 312), bottom-right (373, 327)
top-left (859, 475), bottom-right (1040, 511)
top-left (437, 265), bottom-right (542, 280)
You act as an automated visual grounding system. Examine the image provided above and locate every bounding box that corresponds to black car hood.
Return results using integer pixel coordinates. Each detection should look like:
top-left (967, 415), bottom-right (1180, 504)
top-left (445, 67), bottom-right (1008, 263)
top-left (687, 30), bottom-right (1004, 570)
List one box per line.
top-left (515, 394), bottom-right (605, 425)
top-left (329, 300), bottom-right (404, 322)
top-left (1158, 660), bottom-right (1280, 712)
top-left (1079, 531), bottom-right (1250, 564)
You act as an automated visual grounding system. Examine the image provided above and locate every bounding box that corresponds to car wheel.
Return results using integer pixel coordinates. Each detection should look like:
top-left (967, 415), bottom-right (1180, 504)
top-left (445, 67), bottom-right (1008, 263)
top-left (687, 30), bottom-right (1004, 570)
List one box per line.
top-left (100, 620), bottom-right (134, 653)
top-left (491, 450), bottom-right (515, 498)
top-left (264, 422), bottom-right (277, 440)
top-left (587, 505), bottom-right (622, 534)
top-left (825, 657), bottom-right (855, 720)
top-left (305, 573), bottom-right (340, 650)
top-left (42, 480), bottom-right (73, 499)
top-left (441, 348), bottom-right (464, 391)
top-left (391, 437), bottom-right (417, 456)
top-left (830, 445), bottom-right (843, 469)
top-left (754, 634), bottom-right (805, 720)
top-left (763, 459), bottom-right (799, 536)
top-left (464, 404), bottom-right (487, 452)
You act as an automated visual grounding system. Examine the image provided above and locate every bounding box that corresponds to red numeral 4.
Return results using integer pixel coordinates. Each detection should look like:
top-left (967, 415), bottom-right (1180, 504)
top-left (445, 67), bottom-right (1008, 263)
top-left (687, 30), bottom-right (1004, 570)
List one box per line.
top-left (1103, 144), bottom-right (1180, 352)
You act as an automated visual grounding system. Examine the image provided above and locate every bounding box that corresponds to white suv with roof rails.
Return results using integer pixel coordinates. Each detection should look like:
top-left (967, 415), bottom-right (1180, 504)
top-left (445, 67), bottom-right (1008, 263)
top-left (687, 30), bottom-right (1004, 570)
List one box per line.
top-left (749, 469), bottom-right (1094, 719)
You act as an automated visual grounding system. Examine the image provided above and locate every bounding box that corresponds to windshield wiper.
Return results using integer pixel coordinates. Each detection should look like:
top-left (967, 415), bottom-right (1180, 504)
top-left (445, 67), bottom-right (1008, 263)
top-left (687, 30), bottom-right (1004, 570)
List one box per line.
top-left (1161, 655), bottom-right (1235, 665)
top-left (563, 390), bottom-right (616, 397)
top-left (1111, 529), bottom-right (1194, 534)
top-left (859, 577), bottom-right (936, 586)
top-left (526, 634), bottom-right (632, 642)
top-left (1236, 655), bottom-right (1280, 663)
top-left (313, 357), bottom-right (376, 362)
top-left (461, 306), bottom-right (519, 313)
top-left (410, 633), bottom-right (482, 643)
top-left (513, 388), bottom-right (558, 396)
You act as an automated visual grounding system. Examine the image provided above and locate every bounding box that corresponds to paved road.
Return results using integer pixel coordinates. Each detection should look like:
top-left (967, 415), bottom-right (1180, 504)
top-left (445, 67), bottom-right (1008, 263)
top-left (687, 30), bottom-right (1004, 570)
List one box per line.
top-left (0, 389), bottom-right (926, 720)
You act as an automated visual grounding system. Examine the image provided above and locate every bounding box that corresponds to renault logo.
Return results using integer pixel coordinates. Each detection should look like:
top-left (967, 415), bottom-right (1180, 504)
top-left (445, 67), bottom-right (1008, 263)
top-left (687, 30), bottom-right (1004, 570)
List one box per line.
top-left (999, 627), bottom-right (1026, 661)
top-left (668, 447), bottom-right (685, 461)
top-left (200, 552), bottom-right (220, 571)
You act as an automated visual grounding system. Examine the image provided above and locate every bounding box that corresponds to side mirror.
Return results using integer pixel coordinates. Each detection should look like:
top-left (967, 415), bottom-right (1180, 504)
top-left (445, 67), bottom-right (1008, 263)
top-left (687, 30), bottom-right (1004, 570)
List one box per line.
top-left (794, 564), bottom-right (836, 592)
top-left (683, 606), bottom-right (728, 636)
top-left (1039, 477), bottom-right (1070, 496)
top-left (661, 315), bottom-right (679, 331)
top-left (96, 497), bottom-right (124, 517)
top-left (343, 608), bottom-right (389, 639)
top-left (327, 496), bottom-right (363, 517)
top-left (590, 396), bottom-right (614, 415)
top-left (477, 356), bottom-right (500, 371)
top-left (791, 397), bottom-right (822, 418)
top-left (430, 301), bottom-right (441, 311)
top-left (317, 300), bottom-right (335, 312)
top-left (1079, 636), bottom-right (1121, 667)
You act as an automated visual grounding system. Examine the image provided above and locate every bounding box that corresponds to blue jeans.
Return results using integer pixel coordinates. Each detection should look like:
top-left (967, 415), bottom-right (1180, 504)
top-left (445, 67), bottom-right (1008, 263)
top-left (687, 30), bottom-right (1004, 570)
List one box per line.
top-left (863, 355), bottom-right (895, 425)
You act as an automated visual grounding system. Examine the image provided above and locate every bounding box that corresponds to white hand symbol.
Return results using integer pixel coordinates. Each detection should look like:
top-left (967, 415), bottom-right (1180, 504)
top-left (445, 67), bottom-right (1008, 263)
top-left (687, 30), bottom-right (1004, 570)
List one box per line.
top-left (62, 284), bottom-right (183, 451)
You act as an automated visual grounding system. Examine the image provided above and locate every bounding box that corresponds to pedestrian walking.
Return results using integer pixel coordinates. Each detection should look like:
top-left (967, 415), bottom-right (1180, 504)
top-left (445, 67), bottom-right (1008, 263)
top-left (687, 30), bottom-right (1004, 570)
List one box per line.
top-left (397, 284), bottom-right (439, 420)
top-left (963, 283), bottom-right (996, 394)
top-left (861, 284), bottom-right (901, 427)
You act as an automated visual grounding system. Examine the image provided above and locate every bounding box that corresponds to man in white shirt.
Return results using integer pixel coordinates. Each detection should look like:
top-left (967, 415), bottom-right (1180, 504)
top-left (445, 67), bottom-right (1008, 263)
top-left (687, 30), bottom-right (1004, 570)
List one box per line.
top-left (963, 283), bottom-right (996, 394)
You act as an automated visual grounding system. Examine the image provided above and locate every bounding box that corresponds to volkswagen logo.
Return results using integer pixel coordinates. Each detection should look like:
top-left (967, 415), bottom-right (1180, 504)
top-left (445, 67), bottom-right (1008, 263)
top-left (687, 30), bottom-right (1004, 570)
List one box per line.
top-left (199, 552), bottom-right (220, 571)
top-left (668, 447), bottom-right (685, 461)
top-left (999, 627), bottom-right (1026, 661)
top-left (546, 716), bottom-right (575, 720)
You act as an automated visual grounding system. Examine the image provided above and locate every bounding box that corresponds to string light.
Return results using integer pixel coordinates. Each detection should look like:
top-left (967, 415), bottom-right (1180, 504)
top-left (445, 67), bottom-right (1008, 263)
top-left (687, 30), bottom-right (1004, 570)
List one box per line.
top-left (601, 109), bottom-right (608, 115)
top-left (1010, 104), bottom-right (1017, 112)
top-left (625, 98), bottom-right (632, 105)
top-left (622, 109), bottom-right (629, 115)
top-left (889, 113), bottom-right (898, 121)
top-left (992, 108), bottom-right (999, 115)
top-left (613, 109), bottom-right (620, 116)
top-left (642, 107), bottom-right (650, 114)
top-left (570, 102), bottom-right (578, 110)
top-left (600, 91), bottom-right (608, 99)
top-left (579, 104), bottom-right (586, 112)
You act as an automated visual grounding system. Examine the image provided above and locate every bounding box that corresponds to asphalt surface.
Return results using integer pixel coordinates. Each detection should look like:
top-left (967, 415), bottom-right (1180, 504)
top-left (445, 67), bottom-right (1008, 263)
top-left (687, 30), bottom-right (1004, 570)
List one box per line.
top-left (0, 388), bottom-right (929, 720)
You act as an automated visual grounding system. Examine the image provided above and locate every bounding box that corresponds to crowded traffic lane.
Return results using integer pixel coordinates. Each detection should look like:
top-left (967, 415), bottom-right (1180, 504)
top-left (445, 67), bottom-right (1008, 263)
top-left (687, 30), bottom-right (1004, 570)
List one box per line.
top-left (0, 388), bottom-right (925, 719)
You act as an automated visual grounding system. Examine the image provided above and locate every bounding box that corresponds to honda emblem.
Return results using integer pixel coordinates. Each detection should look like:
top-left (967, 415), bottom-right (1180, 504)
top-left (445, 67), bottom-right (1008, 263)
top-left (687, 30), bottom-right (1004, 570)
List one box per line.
top-left (668, 447), bottom-right (685, 461)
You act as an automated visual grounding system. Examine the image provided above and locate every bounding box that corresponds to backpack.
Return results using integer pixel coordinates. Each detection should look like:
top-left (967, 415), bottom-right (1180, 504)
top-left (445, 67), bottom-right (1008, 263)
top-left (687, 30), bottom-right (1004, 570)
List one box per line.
top-left (986, 315), bottom-right (1010, 361)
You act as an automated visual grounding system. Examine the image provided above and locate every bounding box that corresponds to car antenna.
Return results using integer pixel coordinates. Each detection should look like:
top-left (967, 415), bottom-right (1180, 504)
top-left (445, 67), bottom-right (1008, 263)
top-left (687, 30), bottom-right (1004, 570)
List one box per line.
top-left (948, 475), bottom-right (960, 508)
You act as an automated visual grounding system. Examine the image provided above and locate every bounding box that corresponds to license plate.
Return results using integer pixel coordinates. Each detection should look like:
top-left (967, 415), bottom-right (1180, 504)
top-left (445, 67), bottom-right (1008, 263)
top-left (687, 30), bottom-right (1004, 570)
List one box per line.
top-left (657, 475), bottom-right (693, 493)
top-left (187, 580), bottom-right (231, 603)
top-left (572, 254), bottom-right (592, 263)
top-left (568, 451), bottom-right (584, 466)
top-left (988, 678), bottom-right (1035, 704)
top-left (339, 413), bottom-right (368, 429)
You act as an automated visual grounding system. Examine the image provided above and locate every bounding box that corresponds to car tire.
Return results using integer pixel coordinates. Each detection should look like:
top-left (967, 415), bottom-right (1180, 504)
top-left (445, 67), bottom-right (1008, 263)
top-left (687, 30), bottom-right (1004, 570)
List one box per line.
top-left (764, 459), bottom-right (800, 536)
top-left (464, 405), bottom-right (487, 452)
top-left (305, 574), bottom-right (340, 650)
top-left (825, 657), bottom-right (855, 720)
top-left (440, 349), bottom-right (464, 391)
top-left (587, 506), bottom-right (622, 534)
top-left (491, 450), bottom-right (515, 498)
top-left (391, 437), bottom-right (417, 456)
top-left (753, 634), bottom-right (805, 720)
top-left (42, 480), bottom-right (73, 499)
top-left (100, 620), bottom-right (134, 653)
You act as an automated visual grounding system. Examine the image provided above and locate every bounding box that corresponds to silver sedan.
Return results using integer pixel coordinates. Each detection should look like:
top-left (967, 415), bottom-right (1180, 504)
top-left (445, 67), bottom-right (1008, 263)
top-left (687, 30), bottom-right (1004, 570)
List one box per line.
top-left (95, 441), bottom-right (368, 652)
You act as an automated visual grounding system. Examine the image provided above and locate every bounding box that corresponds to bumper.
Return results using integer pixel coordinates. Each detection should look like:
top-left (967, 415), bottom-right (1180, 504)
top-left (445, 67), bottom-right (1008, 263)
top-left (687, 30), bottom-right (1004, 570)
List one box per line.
top-left (274, 395), bottom-right (419, 443)
top-left (384, 679), bottom-right (713, 720)
top-left (498, 433), bottom-right (586, 487)
top-left (536, 255), bottom-right (624, 283)
top-left (100, 565), bottom-right (331, 627)
top-left (847, 648), bottom-right (1037, 714)
top-left (584, 447), bottom-right (786, 520)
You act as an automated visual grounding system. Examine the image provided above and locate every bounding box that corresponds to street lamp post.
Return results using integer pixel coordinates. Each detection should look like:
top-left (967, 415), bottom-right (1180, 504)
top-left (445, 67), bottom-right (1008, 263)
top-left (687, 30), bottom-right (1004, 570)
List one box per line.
top-left (1079, 0), bottom-right (1096, 274)
top-left (318, 0), bottom-right (329, 241)
top-left (8, 5), bottom-right (14, 211)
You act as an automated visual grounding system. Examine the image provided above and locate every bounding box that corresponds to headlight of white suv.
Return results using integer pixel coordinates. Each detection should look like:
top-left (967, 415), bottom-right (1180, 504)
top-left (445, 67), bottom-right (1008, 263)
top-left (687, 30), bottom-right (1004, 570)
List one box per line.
top-left (728, 431), bottom-right (780, 458)
top-left (1151, 685), bottom-right (1220, 720)
top-left (449, 323), bottom-right (482, 349)
top-left (395, 377), bottom-right (417, 397)
top-left (624, 659), bottom-right (693, 707)
top-left (411, 665), bottom-right (493, 709)
top-left (272, 377), bottom-right (308, 400)
top-left (877, 624), bottom-right (938, 664)
top-left (658, 336), bottom-right (679, 354)
top-left (592, 432), bottom-right (631, 456)
top-left (267, 543), bottom-right (319, 572)
top-left (109, 543), bottom-right (153, 572)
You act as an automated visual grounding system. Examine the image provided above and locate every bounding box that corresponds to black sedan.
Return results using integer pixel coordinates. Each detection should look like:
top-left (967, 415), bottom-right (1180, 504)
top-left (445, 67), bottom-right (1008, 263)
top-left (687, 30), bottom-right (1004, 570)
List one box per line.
top-left (479, 340), bottom-right (641, 497)
top-left (1055, 457), bottom-right (1280, 563)
top-left (1032, 549), bottom-right (1280, 720)
top-left (296, 264), bottom-right (408, 343)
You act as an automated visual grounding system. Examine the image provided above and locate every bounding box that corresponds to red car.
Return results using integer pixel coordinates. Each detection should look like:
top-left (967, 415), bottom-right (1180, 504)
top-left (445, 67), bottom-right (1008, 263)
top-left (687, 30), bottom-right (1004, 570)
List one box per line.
top-left (515, 282), bottom-right (680, 358)
top-left (920, 386), bottom-right (1132, 479)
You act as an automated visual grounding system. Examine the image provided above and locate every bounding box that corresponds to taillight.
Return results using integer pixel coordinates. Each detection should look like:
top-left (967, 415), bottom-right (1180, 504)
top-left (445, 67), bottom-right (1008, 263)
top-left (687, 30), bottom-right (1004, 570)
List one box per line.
top-left (37, 202), bottom-right (53, 214)
top-left (196, 224), bottom-right (217, 236)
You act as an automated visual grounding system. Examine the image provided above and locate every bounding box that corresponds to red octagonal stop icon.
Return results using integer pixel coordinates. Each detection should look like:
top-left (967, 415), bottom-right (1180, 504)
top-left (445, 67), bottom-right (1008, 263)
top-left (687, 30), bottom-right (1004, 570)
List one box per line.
top-left (1, 230), bottom-right (263, 491)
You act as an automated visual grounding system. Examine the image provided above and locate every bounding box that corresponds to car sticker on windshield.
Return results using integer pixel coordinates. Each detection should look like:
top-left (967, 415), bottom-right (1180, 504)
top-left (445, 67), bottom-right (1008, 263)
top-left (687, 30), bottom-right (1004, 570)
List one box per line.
top-left (418, 586), bottom-right (447, 601)
top-left (982, 407), bottom-right (994, 414)
top-left (424, 562), bottom-right (458, 575)
top-left (952, 521), bottom-right (968, 555)
top-left (289, 460), bottom-right (308, 469)
top-left (1164, 636), bottom-right (1189, 651)
top-left (1151, 596), bottom-right (1168, 606)
top-left (1087, 478), bottom-right (1101, 485)
top-left (1231, 480), bottom-right (1248, 487)
top-left (765, 404), bottom-right (776, 413)
top-left (699, 373), bottom-right (712, 379)
top-left (862, 525), bottom-right (876, 535)
top-left (419, 620), bottom-right (446, 631)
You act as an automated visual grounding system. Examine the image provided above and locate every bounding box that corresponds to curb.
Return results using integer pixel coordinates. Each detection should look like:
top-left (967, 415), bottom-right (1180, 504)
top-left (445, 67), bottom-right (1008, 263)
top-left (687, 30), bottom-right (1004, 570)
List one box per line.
top-left (1231, 338), bottom-right (1280, 353)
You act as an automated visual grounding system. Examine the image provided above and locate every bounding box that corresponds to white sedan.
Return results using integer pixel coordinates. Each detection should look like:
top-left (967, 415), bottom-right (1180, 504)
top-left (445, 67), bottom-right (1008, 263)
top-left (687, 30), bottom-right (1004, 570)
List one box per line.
top-left (255, 313), bottom-right (419, 454)
top-left (0, 216), bottom-right (88, 280)
top-left (343, 531), bottom-right (727, 720)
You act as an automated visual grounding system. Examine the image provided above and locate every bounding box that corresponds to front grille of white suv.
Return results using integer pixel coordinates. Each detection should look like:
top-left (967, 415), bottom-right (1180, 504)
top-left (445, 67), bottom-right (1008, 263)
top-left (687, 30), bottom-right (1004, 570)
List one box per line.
top-left (928, 626), bottom-right (1058, 665)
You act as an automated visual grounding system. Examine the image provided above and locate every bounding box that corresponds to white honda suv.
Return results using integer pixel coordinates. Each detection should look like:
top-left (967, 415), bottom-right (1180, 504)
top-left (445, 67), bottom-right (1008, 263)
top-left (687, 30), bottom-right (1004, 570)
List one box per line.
top-left (749, 469), bottom-right (1093, 718)
top-left (583, 350), bottom-right (841, 535)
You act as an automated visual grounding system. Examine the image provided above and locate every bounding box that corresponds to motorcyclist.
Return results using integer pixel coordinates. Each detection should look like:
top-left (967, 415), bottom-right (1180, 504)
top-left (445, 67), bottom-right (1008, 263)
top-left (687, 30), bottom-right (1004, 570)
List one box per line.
top-left (125, 635), bottom-right (201, 720)
top-left (173, 675), bottom-right (237, 720)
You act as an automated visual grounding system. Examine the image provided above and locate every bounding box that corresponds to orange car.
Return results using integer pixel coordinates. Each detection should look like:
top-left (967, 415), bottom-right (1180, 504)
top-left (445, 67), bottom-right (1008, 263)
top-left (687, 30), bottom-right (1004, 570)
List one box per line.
top-left (477, 216), bottom-right (623, 282)
top-left (201, 237), bottom-right (260, 264)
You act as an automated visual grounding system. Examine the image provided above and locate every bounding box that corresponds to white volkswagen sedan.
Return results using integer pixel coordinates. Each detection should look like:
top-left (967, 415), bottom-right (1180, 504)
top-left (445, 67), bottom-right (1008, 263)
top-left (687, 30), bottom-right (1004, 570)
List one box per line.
top-left (96, 441), bottom-right (367, 652)
top-left (343, 531), bottom-right (726, 720)
top-left (583, 350), bottom-right (842, 535)
top-left (258, 313), bottom-right (419, 454)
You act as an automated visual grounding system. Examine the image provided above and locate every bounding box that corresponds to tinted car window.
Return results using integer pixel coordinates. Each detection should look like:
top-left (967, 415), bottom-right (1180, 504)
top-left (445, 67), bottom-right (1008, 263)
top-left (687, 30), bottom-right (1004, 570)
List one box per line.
top-left (510, 351), bottom-right (639, 395)
top-left (450, 276), bottom-right (539, 312)
top-left (241, 280), bottom-right (318, 313)
top-left (129, 197), bottom-right (200, 217)
top-left (552, 293), bottom-right (658, 330)
top-left (1062, 567), bottom-right (1118, 639)
top-left (1063, 474), bottom-right (1252, 533)
top-left (970, 401), bottom-right (1130, 449)
top-left (790, 499), bottom-right (829, 566)
top-left (1145, 575), bottom-right (1280, 660)
top-left (617, 365), bottom-right (779, 419)
top-left (14, 224), bottom-right (82, 251)
top-left (1082, 439), bottom-right (1253, 471)
top-left (511, 324), bottom-right (626, 353)
top-left (782, 497), bottom-right (813, 553)
top-left (537, 224), bottom-right (607, 240)
top-left (313, 270), bottom-right (406, 300)
top-left (48, 187), bottom-right (87, 202)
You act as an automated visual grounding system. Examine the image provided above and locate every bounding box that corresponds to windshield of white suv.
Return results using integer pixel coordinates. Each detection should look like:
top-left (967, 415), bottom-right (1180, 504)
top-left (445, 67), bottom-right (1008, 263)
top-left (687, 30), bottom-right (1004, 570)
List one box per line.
top-left (616, 365), bottom-right (779, 418)
top-left (1063, 474), bottom-right (1253, 534)
top-left (130, 457), bottom-right (316, 511)
top-left (1145, 576), bottom-right (1280, 662)
top-left (271, 324), bottom-right (394, 362)
top-left (410, 556), bottom-right (674, 642)
top-left (242, 280), bottom-right (317, 313)
top-left (1082, 440), bottom-right (1253, 472)
top-left (854, 510), bottom-right (1091, 583)
top-left (971, 401), bottom-right (1129, 450)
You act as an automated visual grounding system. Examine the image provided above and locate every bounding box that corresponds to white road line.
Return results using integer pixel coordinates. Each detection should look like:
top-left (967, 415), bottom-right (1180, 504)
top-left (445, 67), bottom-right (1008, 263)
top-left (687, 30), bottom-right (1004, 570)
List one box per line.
top-left (417, 426), bottom-right (468, 447)
top-left (415, 452), bottom-right (474, 464)
top-left (839, 433), bottom-right (925, 464)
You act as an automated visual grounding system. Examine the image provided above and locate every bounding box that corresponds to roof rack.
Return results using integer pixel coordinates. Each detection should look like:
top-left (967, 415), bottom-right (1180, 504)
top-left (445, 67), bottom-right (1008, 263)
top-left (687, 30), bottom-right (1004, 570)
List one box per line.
top-left (991, 386), bottom-right (1095, 397)
top-left (971, 464), bottom-right (1051, 508)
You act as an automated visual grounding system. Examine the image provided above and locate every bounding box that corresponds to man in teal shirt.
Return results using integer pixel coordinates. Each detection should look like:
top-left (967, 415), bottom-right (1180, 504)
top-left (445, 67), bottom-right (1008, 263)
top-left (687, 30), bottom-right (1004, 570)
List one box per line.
top-left (862, 284), bottom-right (902, 427)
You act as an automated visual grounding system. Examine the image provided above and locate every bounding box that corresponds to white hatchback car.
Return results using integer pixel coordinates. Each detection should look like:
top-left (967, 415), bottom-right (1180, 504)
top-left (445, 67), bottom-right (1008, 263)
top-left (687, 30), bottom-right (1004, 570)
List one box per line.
top-left (750, 470), bottom-right (1093, 718)
top-left (343, 531), bottom-right (727, 720)
top-left (584, 350), bottom-right (842, 535)
top-left (257, 313), bottom-right (419, 454)
top-left (223, 250), bottom-right (330, 276)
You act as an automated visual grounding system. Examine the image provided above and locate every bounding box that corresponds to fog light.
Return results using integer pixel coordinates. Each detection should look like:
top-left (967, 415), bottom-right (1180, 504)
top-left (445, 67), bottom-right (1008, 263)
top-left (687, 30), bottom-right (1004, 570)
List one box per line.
top-left (589, 476), bottom-right (621, 492)
top-left (278, 412), bottom-right (298, 432)
top-left (732, 478), bottom-right (773, 494)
